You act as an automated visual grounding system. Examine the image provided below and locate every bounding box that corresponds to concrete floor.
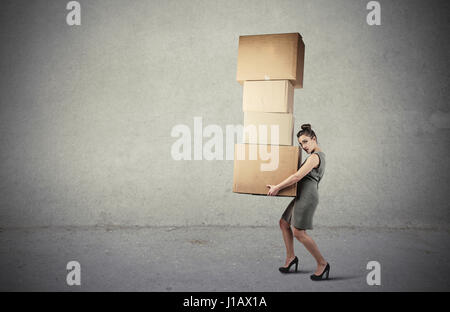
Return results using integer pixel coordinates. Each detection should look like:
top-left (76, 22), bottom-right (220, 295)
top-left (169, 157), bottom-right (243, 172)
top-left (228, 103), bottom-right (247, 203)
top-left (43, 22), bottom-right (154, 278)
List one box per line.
top-left (0, 225), bottom-right (449, 291)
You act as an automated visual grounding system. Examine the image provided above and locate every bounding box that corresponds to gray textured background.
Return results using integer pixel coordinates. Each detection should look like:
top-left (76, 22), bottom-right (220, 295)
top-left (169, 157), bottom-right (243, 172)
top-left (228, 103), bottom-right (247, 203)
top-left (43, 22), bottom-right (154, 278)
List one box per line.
top-left (0, 0), bottom-right (449, 230)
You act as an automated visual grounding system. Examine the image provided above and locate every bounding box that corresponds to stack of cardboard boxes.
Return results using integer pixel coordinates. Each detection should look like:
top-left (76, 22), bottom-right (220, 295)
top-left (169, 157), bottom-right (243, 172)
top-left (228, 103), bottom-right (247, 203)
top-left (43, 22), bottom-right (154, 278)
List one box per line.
top-left (232, 33), bottom-right (305, 197)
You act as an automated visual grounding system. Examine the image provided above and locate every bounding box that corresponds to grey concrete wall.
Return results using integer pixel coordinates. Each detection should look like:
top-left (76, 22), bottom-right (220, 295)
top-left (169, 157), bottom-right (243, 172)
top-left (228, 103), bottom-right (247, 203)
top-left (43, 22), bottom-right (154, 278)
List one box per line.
top-left (0, 0), bottom-right (449, 229)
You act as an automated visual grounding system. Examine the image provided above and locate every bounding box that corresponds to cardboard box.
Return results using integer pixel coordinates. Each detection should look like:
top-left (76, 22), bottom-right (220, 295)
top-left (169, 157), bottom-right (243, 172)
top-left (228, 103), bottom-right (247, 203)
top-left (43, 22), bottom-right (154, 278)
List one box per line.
top-left (243, 112), bottom-right (294, 145)
top-left (233, 144), bottom-right (301, 196)
top-left (243, 80), bottom-right (294, 113)
top-left (236, 32), bottom-right (305, 88)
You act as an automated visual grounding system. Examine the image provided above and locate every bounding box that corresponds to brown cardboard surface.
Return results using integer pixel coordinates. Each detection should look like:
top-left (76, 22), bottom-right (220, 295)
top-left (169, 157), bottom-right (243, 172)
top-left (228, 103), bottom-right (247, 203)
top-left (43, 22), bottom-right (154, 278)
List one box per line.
top-left (233, 144), bottom-right (301, 196)
top-left (243, 112), bottom-right (294, 146)
top-left (243, 80), bottom-right (294, 113)
top-left (236, 32), bottom-right (305, 88)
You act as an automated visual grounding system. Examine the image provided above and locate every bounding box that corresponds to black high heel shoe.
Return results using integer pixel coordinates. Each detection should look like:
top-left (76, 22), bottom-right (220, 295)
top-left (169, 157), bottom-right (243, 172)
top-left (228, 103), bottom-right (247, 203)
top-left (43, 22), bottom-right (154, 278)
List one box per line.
top-left (310, 263), bottom-right (330, 281)
top-left (279, 256), bottom-right (299, 273)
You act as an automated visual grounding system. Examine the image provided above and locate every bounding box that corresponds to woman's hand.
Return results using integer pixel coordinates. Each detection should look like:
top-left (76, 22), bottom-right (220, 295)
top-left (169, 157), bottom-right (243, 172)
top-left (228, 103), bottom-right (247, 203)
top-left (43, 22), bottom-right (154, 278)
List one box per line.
top-left (266, 184), bottom-right (280, 196)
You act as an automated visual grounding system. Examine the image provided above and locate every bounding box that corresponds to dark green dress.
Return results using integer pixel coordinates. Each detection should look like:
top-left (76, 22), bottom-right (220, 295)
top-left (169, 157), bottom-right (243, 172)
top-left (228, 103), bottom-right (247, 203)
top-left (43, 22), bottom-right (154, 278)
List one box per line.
top-left (281, 151), bottom-right (326, 230)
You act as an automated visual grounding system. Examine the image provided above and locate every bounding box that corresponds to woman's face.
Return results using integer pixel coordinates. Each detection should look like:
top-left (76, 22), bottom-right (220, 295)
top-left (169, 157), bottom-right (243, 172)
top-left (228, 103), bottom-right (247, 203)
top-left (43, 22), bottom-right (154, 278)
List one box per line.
top-left (298, 135), bottom-right (316, 154)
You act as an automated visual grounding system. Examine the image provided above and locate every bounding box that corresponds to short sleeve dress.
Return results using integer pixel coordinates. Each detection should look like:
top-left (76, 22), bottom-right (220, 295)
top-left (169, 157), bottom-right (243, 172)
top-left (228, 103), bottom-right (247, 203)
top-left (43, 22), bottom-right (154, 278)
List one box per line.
top-left (281, 151), bottom-right (326, 230)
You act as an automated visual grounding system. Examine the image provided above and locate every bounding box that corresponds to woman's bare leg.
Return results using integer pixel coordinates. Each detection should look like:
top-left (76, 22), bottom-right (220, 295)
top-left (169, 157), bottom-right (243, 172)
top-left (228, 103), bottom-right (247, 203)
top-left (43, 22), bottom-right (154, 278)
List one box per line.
top-left (279, 219), bottom-right (296, 267)
top-left (293, 228), bottom-right (327, 275)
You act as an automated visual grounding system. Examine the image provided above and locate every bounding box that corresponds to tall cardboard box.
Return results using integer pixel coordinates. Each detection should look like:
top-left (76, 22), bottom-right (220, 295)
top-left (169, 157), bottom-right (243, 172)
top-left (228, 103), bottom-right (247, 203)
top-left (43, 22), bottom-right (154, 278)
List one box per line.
top-left (243, 112), bottom-right (294, 146)
top-left (233, 144), bottom-right (301, 197)
top-left (243, 80), bottom-right (294, 113)
top-left (236, 33), bottom-right (305, 88)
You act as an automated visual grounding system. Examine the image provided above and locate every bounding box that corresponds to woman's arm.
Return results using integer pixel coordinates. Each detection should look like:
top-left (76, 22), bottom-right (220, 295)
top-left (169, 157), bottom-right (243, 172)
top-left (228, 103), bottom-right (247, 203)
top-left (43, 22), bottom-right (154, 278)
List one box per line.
top-left (267, 153), bottom-right (320, 196)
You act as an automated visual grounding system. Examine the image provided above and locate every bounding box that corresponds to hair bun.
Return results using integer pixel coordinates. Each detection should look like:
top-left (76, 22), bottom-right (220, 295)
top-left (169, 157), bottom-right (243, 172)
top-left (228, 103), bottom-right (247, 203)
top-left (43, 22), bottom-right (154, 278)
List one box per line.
top-left (301, 124), bottom-right (312, 130)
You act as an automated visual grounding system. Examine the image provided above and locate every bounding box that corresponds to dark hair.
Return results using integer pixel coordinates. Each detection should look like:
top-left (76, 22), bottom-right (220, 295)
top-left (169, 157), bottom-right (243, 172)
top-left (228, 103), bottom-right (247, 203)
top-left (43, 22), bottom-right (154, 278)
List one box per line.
top-left (296, 124), bottom-right (317, 142)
